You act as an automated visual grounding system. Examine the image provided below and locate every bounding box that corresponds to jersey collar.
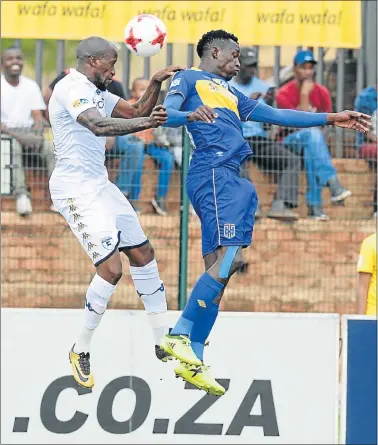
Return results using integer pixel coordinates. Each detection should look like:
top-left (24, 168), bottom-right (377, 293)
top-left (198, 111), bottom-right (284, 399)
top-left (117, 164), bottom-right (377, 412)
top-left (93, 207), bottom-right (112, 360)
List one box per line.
top-left (69, 68), bottom-right (95, 88)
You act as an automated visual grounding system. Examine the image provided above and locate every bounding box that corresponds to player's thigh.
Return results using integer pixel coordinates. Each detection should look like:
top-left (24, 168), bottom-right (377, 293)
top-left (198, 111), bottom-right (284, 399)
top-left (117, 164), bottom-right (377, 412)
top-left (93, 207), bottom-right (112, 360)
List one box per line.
top-left (187, 172), bottom-right (220, 255)
top-left (187, 168), bottom-right (258, 255)
top-left (52, 190), bottom-right (121, 267)
top-left (214, 169), bottom-right (258, 245)
top-left (105, 182), bottom-right (149, 251)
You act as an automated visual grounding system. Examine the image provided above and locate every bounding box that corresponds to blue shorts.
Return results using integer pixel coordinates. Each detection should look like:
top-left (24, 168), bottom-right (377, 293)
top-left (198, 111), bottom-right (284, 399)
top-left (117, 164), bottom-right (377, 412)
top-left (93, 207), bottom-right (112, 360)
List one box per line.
top-left (187, 167), bottom-right (258, 256)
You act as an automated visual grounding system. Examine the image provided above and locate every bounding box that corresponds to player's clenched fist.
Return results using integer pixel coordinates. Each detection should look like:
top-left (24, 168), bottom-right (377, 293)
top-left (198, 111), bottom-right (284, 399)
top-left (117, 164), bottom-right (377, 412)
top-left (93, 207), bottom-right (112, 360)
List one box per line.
top-left (187, 105), bottom-right (219, 124)
top-left (149, 105), bottom-right (168, 127)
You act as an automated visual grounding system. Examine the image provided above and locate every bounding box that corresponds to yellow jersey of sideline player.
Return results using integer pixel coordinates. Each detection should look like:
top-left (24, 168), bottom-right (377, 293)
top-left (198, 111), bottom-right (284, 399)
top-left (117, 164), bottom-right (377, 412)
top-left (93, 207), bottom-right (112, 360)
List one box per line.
top-left (357, 233), bottom-right (377, 315)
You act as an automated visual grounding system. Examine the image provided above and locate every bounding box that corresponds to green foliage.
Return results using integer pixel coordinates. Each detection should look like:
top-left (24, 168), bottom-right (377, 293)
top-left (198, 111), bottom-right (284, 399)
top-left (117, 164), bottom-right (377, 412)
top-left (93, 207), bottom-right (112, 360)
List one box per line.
top-left (2, 38), bottom-right (79, 76)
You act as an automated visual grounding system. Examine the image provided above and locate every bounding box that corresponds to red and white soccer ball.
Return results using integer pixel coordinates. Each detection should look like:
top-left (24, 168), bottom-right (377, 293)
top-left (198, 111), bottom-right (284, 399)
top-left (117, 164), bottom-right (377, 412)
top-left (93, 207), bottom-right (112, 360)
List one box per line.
top-left (124, 14), bottom-right (167, 57)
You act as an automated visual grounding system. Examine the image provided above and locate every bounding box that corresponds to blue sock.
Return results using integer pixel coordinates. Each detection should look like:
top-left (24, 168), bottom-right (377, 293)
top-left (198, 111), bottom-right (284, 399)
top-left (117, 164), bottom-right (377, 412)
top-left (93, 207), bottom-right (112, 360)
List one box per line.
top-left (171, 273), bottom-right (224, 361)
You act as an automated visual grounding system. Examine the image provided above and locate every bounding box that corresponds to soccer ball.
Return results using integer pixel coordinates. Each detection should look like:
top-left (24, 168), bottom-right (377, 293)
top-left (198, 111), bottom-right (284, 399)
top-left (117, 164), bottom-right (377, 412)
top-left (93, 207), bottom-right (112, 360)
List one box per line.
top-left (124, 14), bottom-right (167, 57)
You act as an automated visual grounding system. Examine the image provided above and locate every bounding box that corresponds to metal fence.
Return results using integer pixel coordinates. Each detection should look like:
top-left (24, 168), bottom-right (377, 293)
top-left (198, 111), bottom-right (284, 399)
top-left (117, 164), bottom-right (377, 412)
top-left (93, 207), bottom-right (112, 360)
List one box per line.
top-left (1, 125), bottom-right (376, 314)
top-left (1, 0), bottom-right (377, 314)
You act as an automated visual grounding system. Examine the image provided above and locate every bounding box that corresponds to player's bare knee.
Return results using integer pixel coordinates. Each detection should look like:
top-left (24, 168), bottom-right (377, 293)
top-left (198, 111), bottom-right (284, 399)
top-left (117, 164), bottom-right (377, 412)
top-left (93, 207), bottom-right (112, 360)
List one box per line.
top-left (229, 254), bottom-right (244, 276)
top-left (97, 261), bottom-right (122, 285)
top-left (105, 268), bottom-right (122, 285)
top-left (126, 242), bottom-right (155, 267)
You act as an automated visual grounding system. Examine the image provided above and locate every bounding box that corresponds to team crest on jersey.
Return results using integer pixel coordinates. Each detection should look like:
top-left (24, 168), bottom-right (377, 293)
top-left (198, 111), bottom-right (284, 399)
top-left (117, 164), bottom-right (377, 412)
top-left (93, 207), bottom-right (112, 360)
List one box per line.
top-left (224, 223), bottom-right (236, 239)
top-left (212, 78), bottom-right (228, 89)
top-left (171, 78), bottom-right (181, 87)
top-left (101, 236), bottom-right (114, 250)
top-left (72, 98), bottom-right (89, 108)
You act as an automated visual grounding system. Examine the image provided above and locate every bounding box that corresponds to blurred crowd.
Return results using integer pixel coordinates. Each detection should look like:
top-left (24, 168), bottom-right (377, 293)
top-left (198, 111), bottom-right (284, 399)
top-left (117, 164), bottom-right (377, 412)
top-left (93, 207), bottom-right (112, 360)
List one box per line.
top-left (1, 45), bottom-right (377, 219)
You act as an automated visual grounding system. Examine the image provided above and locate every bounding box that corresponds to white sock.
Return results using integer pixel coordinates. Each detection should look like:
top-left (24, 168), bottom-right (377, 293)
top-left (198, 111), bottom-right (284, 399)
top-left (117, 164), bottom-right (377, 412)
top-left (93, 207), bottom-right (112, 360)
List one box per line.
top-left (129, 259), bottom-right (168, 345)
top-left (74, 274), bottom-right (117, 353)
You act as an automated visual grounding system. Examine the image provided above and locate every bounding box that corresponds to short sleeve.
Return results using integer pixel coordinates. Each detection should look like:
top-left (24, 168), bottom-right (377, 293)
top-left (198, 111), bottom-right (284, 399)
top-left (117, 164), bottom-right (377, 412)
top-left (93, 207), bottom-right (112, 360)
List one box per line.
top-left (60, 82), bottom-right (96, 120)
top-left (357, 238), bottom-right (374, 273)
top-left (29, 81), bottom-right (46, 111)
top-left (103, 91), bottom-right (121, 117)
top-left (231, 87), bottom-right (258, 121)
top-left (166, 72), bottom-right (190, 100)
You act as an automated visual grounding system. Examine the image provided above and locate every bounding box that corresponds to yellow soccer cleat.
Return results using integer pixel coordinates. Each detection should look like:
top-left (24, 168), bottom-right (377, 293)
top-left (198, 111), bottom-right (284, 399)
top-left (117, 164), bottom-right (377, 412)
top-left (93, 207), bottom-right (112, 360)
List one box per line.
top-left (174, 362), bottom-right (226, 396)
top-left (155, 345), bottom-right (173, 362)
top-left (69, 345), bottom-right (94, 389)
top-left (160, 334), bottom-right (202, 366)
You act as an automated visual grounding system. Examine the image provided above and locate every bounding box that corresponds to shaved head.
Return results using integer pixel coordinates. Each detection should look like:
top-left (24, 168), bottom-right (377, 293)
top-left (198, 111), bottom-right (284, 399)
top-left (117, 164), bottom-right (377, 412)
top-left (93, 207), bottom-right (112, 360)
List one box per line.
top-left (76, 36), bottom-right (117, 61)
top-left (75, 36), bottom-right (118, 91)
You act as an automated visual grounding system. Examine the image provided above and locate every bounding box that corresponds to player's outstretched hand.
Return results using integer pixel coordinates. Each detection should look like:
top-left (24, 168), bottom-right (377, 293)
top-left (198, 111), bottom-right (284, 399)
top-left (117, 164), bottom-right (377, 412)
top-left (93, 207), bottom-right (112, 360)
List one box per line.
top-left (187, 105), bottom-right (219, 124)
top-left (327, 111), bottom-right (372, 134)
top-left (149, 105), bottom-right (168, 127)
top-left (152, 65), bottom-right (185, 83)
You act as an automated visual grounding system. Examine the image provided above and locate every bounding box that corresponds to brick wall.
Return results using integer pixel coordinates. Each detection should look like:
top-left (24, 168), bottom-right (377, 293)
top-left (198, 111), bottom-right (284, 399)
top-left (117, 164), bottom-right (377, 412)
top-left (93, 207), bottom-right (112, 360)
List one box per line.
top-left (1, 158), bottom-right (376, 313)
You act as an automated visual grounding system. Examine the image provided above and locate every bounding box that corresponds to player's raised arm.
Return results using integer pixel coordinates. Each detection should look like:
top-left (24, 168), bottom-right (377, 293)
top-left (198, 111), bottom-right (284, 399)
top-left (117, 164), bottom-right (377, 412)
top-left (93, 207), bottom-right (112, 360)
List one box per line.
top-left (113, 66), bottom-right (184, 119)
top-left (77, 105), bottom-right (167, 136)
top-left (248, 102), bottom-right (372, 134)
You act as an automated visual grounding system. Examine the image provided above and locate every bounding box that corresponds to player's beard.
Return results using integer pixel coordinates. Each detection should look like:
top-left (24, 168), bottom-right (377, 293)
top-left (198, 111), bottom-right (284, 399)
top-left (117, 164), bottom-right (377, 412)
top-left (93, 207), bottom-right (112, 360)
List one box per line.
top-left (94, 72), bottom-right (107, 91)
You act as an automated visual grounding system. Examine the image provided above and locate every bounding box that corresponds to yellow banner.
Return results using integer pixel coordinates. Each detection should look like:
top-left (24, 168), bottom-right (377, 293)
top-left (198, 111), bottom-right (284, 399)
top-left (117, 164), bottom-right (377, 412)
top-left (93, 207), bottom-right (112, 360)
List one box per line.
top-left (1, 1), bottom-right (361, 48)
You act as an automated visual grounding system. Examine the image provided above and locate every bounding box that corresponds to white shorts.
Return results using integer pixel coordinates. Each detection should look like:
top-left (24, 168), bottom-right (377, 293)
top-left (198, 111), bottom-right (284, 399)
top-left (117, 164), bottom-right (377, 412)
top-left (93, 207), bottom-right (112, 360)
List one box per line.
top-left (52, 182), bottom-right (148, 266)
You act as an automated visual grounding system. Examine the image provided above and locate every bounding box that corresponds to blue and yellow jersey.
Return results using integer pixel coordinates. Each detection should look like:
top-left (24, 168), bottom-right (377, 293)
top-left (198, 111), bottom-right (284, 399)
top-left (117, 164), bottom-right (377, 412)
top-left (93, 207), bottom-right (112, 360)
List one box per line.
top-left (166, 68), bottom-right (258, 172)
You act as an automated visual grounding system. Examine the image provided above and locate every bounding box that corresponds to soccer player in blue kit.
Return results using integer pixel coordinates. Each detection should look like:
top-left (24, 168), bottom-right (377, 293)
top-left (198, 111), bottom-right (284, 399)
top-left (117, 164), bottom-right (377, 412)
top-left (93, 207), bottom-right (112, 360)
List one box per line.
top-left (159, 30), bottom-right (371, 395)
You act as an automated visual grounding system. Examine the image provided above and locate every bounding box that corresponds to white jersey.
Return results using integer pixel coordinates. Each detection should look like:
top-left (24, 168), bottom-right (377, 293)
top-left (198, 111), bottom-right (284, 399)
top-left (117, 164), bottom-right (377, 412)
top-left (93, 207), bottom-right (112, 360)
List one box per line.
top-left (48, 68), bottom-right (120, 199)
top-left (1, 74), bottom-right (46, 128)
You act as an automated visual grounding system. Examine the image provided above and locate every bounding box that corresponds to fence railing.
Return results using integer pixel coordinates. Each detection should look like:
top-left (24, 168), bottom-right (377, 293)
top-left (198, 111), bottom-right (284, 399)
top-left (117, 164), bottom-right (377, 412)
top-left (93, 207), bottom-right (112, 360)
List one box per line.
top-left (1, 127), bottom-right (376, 313)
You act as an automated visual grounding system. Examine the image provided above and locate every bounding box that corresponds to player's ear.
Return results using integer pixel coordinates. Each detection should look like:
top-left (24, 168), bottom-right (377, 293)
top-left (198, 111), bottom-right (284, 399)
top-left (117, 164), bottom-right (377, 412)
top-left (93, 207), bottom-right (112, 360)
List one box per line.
top-left (211, 46), bottom-right (219, 60)
top-left (88, 55), bottom-right (98, 67)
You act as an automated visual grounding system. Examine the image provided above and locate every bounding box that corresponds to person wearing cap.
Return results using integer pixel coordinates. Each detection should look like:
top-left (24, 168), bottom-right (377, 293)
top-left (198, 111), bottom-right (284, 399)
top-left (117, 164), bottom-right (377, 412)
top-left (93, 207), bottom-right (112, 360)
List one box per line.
top-left (229, 47), bottom-right (301, 220)
top-left (277, 50), bottom-right (352, 221)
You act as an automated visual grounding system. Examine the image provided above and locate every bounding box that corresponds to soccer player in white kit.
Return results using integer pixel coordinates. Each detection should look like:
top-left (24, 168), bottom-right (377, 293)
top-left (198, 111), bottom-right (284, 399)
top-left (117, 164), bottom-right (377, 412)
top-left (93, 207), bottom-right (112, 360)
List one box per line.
top-left (48, 36), bottom-right (183, 389)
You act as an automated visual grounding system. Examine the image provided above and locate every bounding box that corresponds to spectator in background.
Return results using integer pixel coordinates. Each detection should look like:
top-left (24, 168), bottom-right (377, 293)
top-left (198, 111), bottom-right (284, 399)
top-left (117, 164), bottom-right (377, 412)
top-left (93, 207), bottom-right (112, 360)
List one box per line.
top-left (1, 46), bottom-right (55, 216)
top-left (277, 50), bottom-right (352, 221)
top-left (112, 78), bottom-right (148, 212)
top-left (230, 47), bottom-right (301, 220)
top-left (354, 84), bottom-right (377, 118)
top-left (357, 232), bottom-right (376, 315)
top-left (118, 78), bottom-right (174, 216)
top-left (354, 86), bottom-right (377, 217)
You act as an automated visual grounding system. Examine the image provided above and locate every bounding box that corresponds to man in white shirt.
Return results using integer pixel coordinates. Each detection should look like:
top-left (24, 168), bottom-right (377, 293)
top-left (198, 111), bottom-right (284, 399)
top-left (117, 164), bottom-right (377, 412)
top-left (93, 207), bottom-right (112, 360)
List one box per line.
top-left (1, 46), bottom-right (55, 215)
top-left (49, 36), bottom-right (182, 389)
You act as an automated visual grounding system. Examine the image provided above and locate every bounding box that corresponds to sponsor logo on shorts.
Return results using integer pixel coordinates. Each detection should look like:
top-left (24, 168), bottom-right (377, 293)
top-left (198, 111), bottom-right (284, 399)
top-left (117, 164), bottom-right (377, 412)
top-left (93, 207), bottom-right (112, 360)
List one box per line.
top-left (77, 222), bottom-right (87, 232)
top-left (72, 98), bottom-right (89, 108)
top-left (92, 252), bottom-right (101, 261)
top-left (224, 223), bottom-right (236, 239)
top-left (101, 236), bottom-right (114, 251)
top-left (87, 242), bottom-right (97, 252)
top-left (72, 213), bottom-right (82, 222)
